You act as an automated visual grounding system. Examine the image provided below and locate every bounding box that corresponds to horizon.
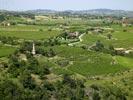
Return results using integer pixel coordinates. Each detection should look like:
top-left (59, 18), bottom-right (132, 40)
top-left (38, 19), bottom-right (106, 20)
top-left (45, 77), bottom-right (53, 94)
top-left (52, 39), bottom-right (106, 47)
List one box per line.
top-left (0, 8), bottom-right (133, 12)
top-left (0, 0), bottom-right (133, 11)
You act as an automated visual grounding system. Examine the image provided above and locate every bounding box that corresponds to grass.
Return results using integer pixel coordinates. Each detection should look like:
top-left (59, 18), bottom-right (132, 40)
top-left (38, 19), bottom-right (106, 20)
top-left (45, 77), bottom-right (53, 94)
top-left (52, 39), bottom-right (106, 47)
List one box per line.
top-left (42, 45), bottom-right (132, 76)
top-left (85, 69), bottom-right (133, 99)
top-left (116, 56), bottom-right (133, 68)
top-left (0, 45), bottom-right (16, 58)
top-left (81, 34), bottom-right (105, 45)
top-left (0, 57), bottom-right (9, 63)
top-left (0, 30), bottom-right (61, 40)
top-left (68, 53), bottom-right (129, 76)
top-left (0, 17), bottom-right (132, 99)
top-left (81, 25), bottom-right (133, 48)
top-left (0, 25), bottom-right (62, 40)
top-left (0, 20), bottom-right (132, 77)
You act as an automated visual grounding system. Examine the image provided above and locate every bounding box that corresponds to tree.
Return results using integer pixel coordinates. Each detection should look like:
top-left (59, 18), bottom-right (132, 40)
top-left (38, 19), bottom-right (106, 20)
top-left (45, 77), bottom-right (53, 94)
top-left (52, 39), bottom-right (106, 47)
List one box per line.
top-left (39, 65), bottom-right (51, 79)
top-left (20, 41), bottom-right (32, 53)
top-left (109, 45), bottom-right (115, 55)
top-left (62, 32), bottom-right (68, 39)
top-left (95, 40), bottom-right (104, 51)
top-left (39, 29), bottom-right (43, 32)
top-left (46, 48), bottom-right (56, 57)
top-left (0, 15), bottom-right (5, 22)
top-left (0, 80), bottom-right (22, 100)
top-left (63, 74), bottom-right (77, 88)
top-left (107, 34), bottom-right (112, 39)
top-left (27, 57), bottom-right (39, 73)
top-left (20, 70), bottom-right (36, 90)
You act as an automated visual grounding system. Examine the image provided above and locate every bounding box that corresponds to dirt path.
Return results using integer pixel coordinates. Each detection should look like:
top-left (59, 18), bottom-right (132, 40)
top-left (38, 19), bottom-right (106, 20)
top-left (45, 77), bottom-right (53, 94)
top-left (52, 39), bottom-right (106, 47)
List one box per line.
top-left (68, 33), bottom-right (86, 46)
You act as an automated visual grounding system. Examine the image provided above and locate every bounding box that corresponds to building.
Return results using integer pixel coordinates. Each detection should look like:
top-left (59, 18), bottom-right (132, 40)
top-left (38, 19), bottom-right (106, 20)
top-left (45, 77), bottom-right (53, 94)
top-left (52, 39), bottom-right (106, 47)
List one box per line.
top-left (114, 48), bottom-right (133, 55)
top-left (114, 48), bottom-right (125, 55)
top-left (67, 32), bottom-right (79, 38)
top-left (122, 17), bottom-right (127, 27)
top-left (1, 21), bottom-right (10, 26)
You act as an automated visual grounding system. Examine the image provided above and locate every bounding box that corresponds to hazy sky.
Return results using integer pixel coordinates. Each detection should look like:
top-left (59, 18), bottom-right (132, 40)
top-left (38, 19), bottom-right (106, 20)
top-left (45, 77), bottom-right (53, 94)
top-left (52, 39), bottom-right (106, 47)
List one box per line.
top-left (0, 0), bottom-right (133, 11)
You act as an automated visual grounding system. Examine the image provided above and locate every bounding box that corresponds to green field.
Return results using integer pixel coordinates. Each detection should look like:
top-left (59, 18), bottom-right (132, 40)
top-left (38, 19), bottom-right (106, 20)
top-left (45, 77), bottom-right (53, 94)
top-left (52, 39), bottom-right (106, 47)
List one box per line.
top-left (81, 25), bottom-right (133, 48)
top-left (0, 12), bottom-right (133, 99)
top-left (0, 21), bottom-right (133, 76)
top-left (41, 45), bottom-right (133, 76)
top-left (0, 25), bottom-right (62, 40)
top-left (0, 45), bottom-right (16, 57)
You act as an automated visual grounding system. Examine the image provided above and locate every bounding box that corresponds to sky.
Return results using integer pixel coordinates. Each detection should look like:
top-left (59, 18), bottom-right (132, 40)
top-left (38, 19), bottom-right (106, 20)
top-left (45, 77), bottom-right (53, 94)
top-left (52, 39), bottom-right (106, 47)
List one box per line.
top-left (0, 0), bottom-right (133, 11)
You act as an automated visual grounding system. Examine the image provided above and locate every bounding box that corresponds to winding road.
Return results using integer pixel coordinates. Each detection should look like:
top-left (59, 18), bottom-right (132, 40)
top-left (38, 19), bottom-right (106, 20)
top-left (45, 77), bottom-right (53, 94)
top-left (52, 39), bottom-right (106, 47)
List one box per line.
top-left (68, 33), bottom-right (86, 46)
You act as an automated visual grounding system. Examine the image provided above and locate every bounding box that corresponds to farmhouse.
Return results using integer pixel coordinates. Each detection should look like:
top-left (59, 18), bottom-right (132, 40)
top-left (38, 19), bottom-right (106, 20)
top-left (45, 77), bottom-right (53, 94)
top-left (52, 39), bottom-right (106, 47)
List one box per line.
top-left (94, 28), bottom-right (103, 33)
top-left (67, 32), bottom-right (79, 38)
top-left (1, 21), bottom-right (10, 26)
top-left (122, 17), bottom-right (126, 27)
top-left (88, 27), bottom-right (104, 34)
top-left (114, 48), bottom-right (133, 54)
top-left (114, 48), bottom-right (125, 51)
top-left (125, 50), bottom-right (133, 54)
top-left (114, 48), bottom-right (125, 54)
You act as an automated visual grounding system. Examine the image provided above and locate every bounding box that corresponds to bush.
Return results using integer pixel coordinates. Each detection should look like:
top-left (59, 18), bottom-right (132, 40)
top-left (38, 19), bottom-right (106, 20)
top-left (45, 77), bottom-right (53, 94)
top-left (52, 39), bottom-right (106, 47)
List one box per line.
top-left (20, 70), bottom-right (36, 90)
top-left (57, 60), bottom-right (69, 67)
top-left (0, 80), bottom-right (23, 99)
top-left (39, 29), bottom-right (43, 32)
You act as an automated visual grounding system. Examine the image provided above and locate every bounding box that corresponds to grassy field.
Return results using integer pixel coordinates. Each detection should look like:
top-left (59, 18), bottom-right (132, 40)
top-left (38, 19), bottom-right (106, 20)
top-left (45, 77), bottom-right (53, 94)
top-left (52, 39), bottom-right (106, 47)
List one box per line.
top-left (81, 25), bottom-right (133, 48)
top-left (0, 30), bottom-right (61, 40)
top-left (41, 45), bottom-right (133, 76)
top-left (0, 19), bottom-right (132, 77)
top-left (0, 25), bottom-right (62, 40)
top-left (0, 11), bottom-right (133, 99)
top-left (0, 45), bottom-right (16, 58)
top-left (85, 69), bottom-right (133, 99)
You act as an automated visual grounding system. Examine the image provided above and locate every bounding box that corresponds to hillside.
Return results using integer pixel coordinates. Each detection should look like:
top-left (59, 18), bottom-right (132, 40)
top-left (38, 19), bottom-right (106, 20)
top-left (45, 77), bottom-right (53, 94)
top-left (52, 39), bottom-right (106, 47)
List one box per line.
top-left (0, 11), bottom-right (133, 99)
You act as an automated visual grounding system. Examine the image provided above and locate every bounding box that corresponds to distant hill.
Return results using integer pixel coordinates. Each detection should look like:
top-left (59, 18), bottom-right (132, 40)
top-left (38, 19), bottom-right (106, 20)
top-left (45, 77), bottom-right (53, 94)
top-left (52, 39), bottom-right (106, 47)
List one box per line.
top-left (0, 9), bottom-right (133, 17)
top-left (24, 9), bottom-right (133, 17)
top-left (74, 9), bottom-right (133, 17)
top-left (25, 9), bottom-right (57, 14)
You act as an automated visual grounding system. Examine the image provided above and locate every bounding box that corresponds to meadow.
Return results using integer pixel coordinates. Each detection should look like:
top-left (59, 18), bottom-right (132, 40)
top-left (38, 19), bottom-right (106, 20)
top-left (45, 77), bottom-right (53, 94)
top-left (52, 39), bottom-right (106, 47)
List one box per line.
top-left (81, 25), bottom-right (133, 48)
top-left (0, 14), bottom-right (133, 99)
top-left (0, 18), bottom-right (133, 77)
top-left (1, 18), bottom-right (133, 76)
top-left (0, 25), bottom-right (62, 40)
top-left (0, 45), bottom-right (16, 57)
top-left (41, 45), bottom-right (133, 77)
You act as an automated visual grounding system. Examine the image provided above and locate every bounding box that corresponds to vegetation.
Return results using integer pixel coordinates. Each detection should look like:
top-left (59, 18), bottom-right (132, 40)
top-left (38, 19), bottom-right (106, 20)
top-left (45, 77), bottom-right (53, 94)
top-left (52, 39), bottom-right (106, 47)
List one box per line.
top-left (0, 11), bottom-right (133, 99)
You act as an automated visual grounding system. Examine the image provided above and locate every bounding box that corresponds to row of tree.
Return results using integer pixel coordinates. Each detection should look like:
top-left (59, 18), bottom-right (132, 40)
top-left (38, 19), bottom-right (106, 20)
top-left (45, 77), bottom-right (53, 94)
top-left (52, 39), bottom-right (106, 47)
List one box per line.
top-left (0, 35), bottom-right (18, 45)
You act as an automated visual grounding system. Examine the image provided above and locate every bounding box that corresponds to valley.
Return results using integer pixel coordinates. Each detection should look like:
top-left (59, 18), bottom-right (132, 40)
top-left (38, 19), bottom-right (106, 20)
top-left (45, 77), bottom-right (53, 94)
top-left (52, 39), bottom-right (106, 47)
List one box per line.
top-left (0, 10), bottom-right (133, 99)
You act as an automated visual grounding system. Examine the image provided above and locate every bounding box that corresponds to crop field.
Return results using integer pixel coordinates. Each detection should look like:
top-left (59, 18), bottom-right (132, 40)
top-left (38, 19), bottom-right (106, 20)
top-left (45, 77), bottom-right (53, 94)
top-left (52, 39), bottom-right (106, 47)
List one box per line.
top-left (0, 30), bottom-right (61, 40)
top-left (0, 19), bottom-right (133, 76)
top-left (41, 45), bottom-right (133, 76)
top-left (81, 25), bottom-right (133, 48)
top-left (0, 24), bottom-right (63, 40)
top-left (0, 19), bottom-right (132, 77)
top-left (85, 69), bottom-right (133, 99)
top-left (0, 9), bottom-right (133, 99)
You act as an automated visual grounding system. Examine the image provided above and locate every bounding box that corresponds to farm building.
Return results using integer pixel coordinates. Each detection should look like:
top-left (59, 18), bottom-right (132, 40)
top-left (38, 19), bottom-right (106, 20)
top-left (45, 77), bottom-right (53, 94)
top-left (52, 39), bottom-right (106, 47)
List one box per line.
top-left (67, 32), bottom-right (79, 38)
top-left (114, 48), bottom-right (125, 54)
top-left (1, 21), bottom-right (10, 26)
top-left (114, 48), bottom-right (133, 55)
